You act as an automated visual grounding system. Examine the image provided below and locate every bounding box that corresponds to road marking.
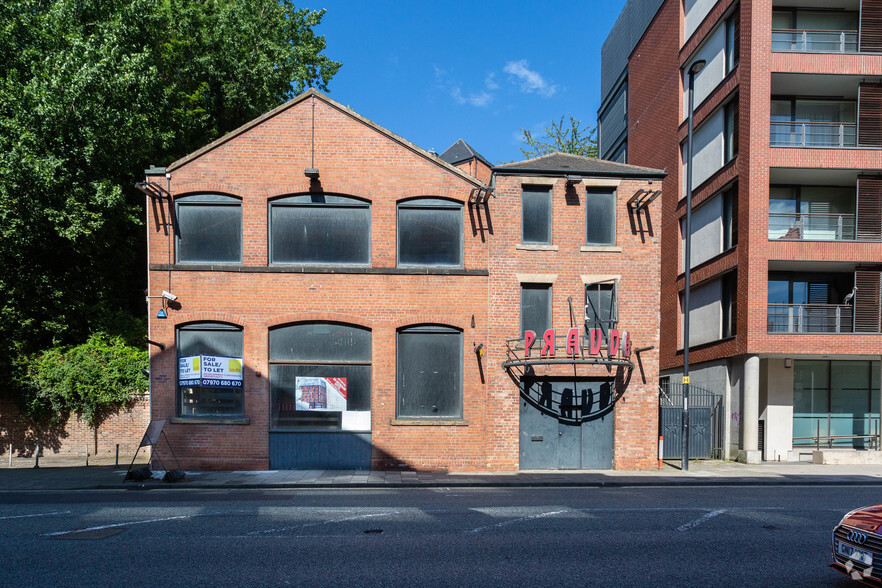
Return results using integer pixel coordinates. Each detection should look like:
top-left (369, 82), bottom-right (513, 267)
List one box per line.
top-left (43, 515), bottom-right (191, 537)
top-left (466, 509), bottom-right (568, 534)
top-left (677, 509), bottom-right (727, 531)
top-left (0, 510), bottom-right (70, 521)
top-left (250, 511), bottom-right (400, 535)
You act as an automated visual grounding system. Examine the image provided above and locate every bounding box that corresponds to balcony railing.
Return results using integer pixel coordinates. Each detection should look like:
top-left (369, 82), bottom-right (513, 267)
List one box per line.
top-left (767, 303), bottom-right (854, 333)
top-left (768, 212), bottom-right (856, 241)
top-left (770, 121), bottom-right (857, 147)
top-left (772, 29), bottom-right (858, 53)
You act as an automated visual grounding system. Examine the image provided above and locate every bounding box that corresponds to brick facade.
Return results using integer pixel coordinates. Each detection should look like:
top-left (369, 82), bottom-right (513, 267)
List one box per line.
top-left (145, 90), bottom-right (664, 471)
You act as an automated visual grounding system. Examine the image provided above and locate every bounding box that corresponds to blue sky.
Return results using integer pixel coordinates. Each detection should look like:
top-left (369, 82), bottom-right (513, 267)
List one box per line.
top-left (315, 1), bottom-right (627, 164)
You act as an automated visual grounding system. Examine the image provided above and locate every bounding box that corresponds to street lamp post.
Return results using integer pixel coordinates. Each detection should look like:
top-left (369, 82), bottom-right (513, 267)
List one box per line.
top-left (682, 59), bottom-right (706, 472)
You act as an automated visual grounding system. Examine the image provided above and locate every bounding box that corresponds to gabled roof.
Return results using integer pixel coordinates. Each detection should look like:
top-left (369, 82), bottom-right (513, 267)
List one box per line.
top-left (493, 152), bottom-right (665, 179)
top-left (439, 139), bottom-right (492, 168)
top-left (166, 89), bottom-right (486, 187)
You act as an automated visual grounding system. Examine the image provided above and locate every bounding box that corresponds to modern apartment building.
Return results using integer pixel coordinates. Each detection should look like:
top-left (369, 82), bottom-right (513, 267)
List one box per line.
top-left (600, 0), bottom-right (882, 462)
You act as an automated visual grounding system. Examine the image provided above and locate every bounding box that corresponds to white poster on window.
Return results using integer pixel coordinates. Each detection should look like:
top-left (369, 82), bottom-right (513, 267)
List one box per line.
top-left (178, 355), bottom-right (243, 388)
top-left (295, 377), bottom-right (347, 411)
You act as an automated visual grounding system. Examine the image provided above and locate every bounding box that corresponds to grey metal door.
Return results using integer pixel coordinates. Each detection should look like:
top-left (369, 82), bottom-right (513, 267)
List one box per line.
top-left (519, 378), bottom-right (614, 469)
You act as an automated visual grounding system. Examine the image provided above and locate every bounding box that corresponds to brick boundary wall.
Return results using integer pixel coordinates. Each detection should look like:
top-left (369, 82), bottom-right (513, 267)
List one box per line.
top-left (0, 395), bottom-right (150, 459)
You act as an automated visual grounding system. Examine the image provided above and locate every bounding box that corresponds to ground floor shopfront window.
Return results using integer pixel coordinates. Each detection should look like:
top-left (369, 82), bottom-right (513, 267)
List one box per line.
top-left (269, 322), bottom-right (371, 430)
top-left (793, 360), bottom-right (880, 448)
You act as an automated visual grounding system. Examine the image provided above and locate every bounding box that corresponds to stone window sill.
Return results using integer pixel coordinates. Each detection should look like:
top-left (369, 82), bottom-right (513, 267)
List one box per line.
top-left (389, 419), bottom-right (469, 426)
top-left (170, 417), bottom-right (250, 425)
top-left (516, 244), bottom-right (558, 251)
top-left (581, 245), bottom-right (622, 252)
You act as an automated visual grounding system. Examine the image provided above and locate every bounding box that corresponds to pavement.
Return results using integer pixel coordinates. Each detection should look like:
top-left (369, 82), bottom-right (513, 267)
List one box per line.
top-left (4, 454), bottom-right (882, 491)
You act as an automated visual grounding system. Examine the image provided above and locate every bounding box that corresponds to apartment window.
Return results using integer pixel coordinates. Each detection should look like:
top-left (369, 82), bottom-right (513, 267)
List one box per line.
top-left (521, 283), bottom-right (552, 336)
top-left (177, 322), bottom-right (244, 417)
top-left (724, 100), bottom-right (739, 163)
top-left (269, 323), bottom-right (371, 430)
top-left (585, 280), bottom-right (618, 342)
top-left (722, 272), bottom-right (737, 338)
top-left (722, 185), bottom-right (737, 250)
top-left (521, 186), bottom-right (552, 244)
top-left (270, 195), bottom-right (370, 265)
top-left (397, 325), bottom-right (462, 419)
top-left (398, 198), bottom-right (463, 267)
top-left (175, 195), bottom-right (242, 263)
top-left (725, 12), bottom-right (740, 73)
top-left (586, 187), bottom-right (616, 245)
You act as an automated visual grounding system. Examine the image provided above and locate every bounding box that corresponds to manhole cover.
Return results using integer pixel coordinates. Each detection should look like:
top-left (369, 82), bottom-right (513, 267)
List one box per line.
top-left (52, 528), bottom-right (125, 540)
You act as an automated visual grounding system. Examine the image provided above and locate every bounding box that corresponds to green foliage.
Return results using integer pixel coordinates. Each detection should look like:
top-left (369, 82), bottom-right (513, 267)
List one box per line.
top-left (0, 0), bottom-right (339, 401)
top-left (520, 116), bottom-right (598, 159)
top-left (15, 333), bottom-right (148, 427)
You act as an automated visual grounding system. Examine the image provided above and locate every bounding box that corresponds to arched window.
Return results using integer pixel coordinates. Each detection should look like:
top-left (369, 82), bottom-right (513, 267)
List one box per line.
top-left (397, 198), bottom-right (463, 267)
top-left (175, 194), bottom-right (242, 263)
top-left (176, 322), bottom-right (244, 416)
top-left (269, 323), bottom-right (371, 430)
top-left (269, 194), bottom-right (370, 265)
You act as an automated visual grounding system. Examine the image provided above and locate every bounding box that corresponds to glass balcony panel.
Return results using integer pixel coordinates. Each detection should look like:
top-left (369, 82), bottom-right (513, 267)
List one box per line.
top-left (768, 212), bottom-right (856, 240)
top-left (767, 303), bottom-right (855, 333)
top-left (772, 29), bottom-right (858, 53)
top-left (770, 122), bottom-right (857, 147)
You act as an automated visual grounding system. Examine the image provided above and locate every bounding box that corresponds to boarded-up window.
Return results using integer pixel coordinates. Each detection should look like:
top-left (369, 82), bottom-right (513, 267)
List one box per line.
top-left (586, 188), bottom-right (616, 245)
top-left (175, 195), bottom-right (241, 263)
top-left (396, 325), bottom-right (462, 419)
top-left (521, 186), bottom-right (552, 244)
top-left (521, 283), bottom-right (552, 336)
top-left (398, 198), bottom-right (463, 267)
top-left (270, 195), bottom-right (370, 265)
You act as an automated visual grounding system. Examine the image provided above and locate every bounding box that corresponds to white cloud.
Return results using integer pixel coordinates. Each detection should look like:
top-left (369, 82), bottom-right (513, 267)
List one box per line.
top-left (485, 73), bottom-right (499, 90)
top-left (434, 66), bottom-right (494, 107)
top-left (503, 60), bottom-right (557, 98)
top-left (451, 87), bottom-right (493, 107)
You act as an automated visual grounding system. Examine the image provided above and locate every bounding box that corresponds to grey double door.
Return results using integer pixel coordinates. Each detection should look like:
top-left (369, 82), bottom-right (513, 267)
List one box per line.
top-left (519, 378), bottom-right (615, 470)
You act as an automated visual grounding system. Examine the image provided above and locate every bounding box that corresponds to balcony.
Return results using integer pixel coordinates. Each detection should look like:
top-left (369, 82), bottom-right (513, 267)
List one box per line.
top-left (770, 121), bottom-right (856, 148)
top-left (767, 303), bottom-right (854, 333)
top-left (772, 29), bottom-right (858, 53)
top-left (768, 212), bottom-right (856, 240)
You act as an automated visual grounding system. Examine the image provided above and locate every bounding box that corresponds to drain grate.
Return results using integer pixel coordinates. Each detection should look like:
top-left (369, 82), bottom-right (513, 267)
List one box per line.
top-left (52, 528), bottom-right (125, 540)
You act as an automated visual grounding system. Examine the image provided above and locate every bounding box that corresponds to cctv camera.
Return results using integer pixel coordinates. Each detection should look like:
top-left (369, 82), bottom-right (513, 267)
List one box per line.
top-left (161, 290), bottom-right (177, 301)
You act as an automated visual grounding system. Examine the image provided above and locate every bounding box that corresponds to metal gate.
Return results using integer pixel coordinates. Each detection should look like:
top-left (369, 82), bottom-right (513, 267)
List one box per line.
top-left (659, 382), bottom-right (723, 460)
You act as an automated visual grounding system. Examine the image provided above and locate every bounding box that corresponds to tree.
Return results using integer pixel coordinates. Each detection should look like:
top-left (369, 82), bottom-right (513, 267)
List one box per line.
top-left (15, 333), bottom-right (148, 428)
top-left (0, 0), bottom-right (340, 408)
top-left (520, 116), bottom-right (598, 159)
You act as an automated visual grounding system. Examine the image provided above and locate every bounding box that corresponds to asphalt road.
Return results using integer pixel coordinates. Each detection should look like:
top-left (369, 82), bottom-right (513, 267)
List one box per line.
top-left (0, 485), bottom-right (873, 586)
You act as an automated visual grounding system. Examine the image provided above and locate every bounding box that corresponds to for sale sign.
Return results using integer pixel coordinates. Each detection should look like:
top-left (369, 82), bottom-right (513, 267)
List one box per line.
top-left (178, 355), bottom-right (243, 388)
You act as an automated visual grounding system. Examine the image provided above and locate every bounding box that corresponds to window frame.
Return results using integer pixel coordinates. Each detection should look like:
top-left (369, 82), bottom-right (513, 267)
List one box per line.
top-left (396, 197), bottom-right (464, 268)
top-left (176, 322), bottom-right (245, 418)
top-left (520, 283), bottom-right (553, 336)
top-left (521, 185), bottom-right (553, 245)
top-left (175, 194), bottom-right (242, 264)
top-left (268, 322), bottom-right (372, 431)
top-left (268, 194), bottom-right (372, 266)
top-left (585, 279), bottom-right (619, 344)
top-left (396, 324), bottom-right (463, 420)
top-left (585, 187), bottom-right (617, 246)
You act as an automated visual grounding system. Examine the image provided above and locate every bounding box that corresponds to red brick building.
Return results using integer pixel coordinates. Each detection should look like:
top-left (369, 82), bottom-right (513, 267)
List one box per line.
top-left (142, 89), bottom-right (664, 471)
top-left (600, 0), bottom-right (882, 462)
